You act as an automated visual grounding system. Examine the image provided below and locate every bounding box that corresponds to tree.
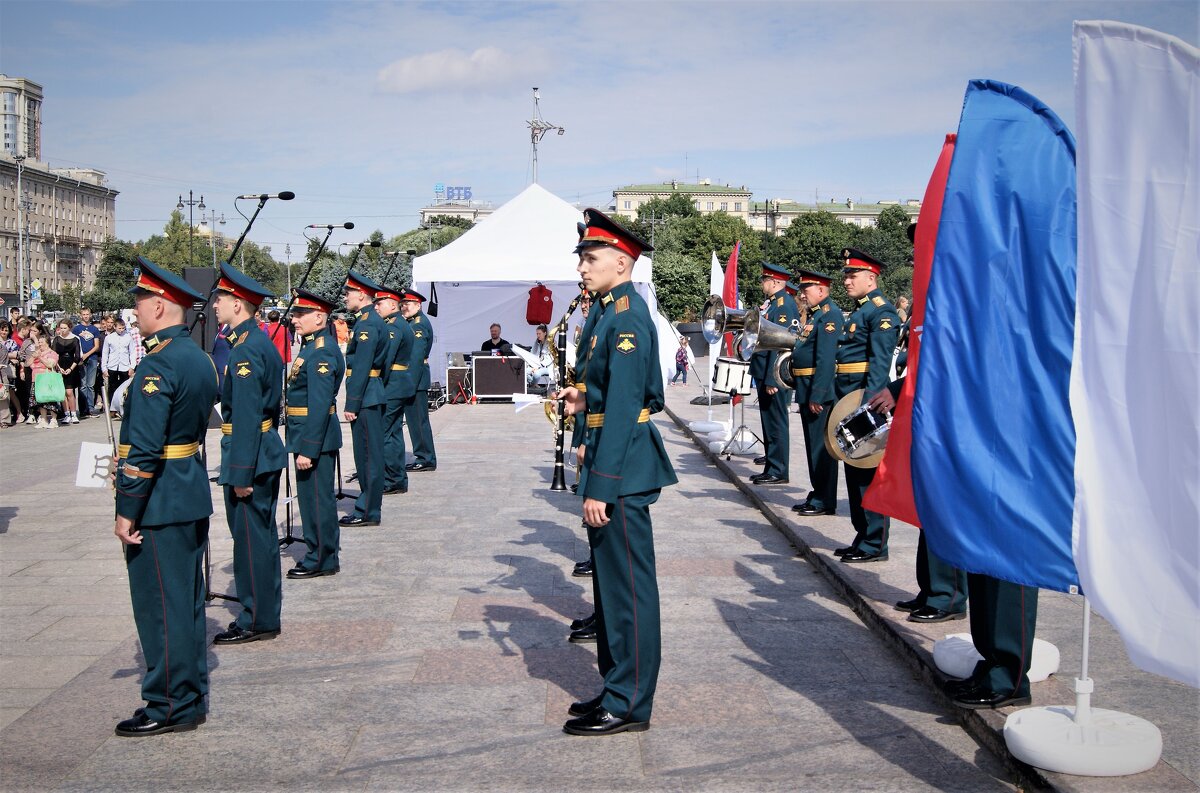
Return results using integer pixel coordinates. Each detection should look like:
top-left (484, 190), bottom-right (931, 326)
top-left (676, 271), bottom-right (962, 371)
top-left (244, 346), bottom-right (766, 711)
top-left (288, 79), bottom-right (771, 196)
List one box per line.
top-left (855, 205), bottom-right (914, 303)
top-left (647, 251), bottom-right (709, 322)
top-left (425, 214), bottom-right (473, 230)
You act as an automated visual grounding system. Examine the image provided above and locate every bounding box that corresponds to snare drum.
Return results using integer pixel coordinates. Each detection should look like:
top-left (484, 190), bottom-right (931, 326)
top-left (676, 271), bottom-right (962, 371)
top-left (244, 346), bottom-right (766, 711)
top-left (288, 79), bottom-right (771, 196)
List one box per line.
top-left (824, 388), bottom-right (891, 468)
top-left (713, 356), bottom-right (752, 396)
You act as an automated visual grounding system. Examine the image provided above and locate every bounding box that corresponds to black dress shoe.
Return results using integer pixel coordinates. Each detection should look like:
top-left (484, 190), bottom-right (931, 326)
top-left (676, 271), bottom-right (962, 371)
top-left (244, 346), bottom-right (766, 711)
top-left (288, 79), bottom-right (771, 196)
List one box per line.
top-left (792, 502), bottom-right (836, 516)
top-left (753, 456), bottom-right (767, 465)
top-left (894, 597), bottom-right (923, 612)
top-left (752, 475), bottom-right (789, 485)
top-left (339, 515), bottom-right (380, 526)
top-left (115, 710), bottom-right (206, 737)
top-left (833, 546), bottom-right (855, 557)
top-left (383, 484), bottom-right (408, 495)
top-left (840, 549), bottom-right (888, 563)
top-left (908, 605), bottom-right (967, 623)
top-left (942, 677), bottom-right (979, 698)
top-left (568, 693), bottom-right (605, 717)
top-left (951, 687), bottom-right (1032, 710)
top-left (569, 483), bottom-right (578, 494)
top-left (563, 707), bottom-right (649, 736)
top-left (213, 625), bottom-right (280, 645)
top-left (287, 566), bottom-right (339, 579)
top-left (568, 626), bottom-right (598, 643)
top-left (406, 462), bottom-right (437, 472)
top-left (570, 613), bottom-right (596, 631)
top-left (572, 559), bottom-right (594, 577)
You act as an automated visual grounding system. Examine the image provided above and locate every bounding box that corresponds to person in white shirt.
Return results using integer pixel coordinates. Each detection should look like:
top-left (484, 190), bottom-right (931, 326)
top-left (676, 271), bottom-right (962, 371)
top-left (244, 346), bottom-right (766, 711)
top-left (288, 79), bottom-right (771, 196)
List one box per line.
top-left (526, 324), bottom-right (554, 385)
top-left (102, 317), bottom-right (137, 416)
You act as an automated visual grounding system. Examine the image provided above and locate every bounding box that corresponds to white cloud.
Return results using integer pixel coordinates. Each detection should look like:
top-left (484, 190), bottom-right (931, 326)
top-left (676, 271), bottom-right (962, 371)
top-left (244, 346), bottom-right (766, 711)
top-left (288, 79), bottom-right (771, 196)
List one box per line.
top-left (376, 46), bottom-right (545, 95)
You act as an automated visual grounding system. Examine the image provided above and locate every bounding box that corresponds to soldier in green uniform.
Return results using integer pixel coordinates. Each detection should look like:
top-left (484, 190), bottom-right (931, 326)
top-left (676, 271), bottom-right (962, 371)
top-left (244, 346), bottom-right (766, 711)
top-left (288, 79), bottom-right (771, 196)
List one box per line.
top-left (834, 248), bottom-right (900, 563)
top-left (399, 290), bottom-right (437, 472)
top-left (374, 284), bottom-right (416, 495)
top-left (284, 288), bottom-right (345, 579)
top-left (946, 575), bottom-right (1038, 708)
top-left (112, 257), bottom-right (218, 737)
top-left (339, 270), bottom-right (388, 527)
top-left (211, 262), bottom-right (288, 643)
top-left (559, 208), bottom-right (678, 736)
top-left (790, 269), bottom-right (843, 517)
top-left (749, 262), bottom-right (800, 485)
top-left (868, 375), bottom-right (968, 623)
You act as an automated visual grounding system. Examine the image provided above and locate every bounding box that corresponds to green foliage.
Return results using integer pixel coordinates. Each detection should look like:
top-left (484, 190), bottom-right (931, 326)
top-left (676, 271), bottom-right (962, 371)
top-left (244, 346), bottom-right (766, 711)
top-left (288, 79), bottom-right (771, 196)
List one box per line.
top-left (425, 214), bottom-right (474, 230)
top-left (647, 251), bottom-right (709, 322)
top-left (855, 205), bottom-right (915, 304)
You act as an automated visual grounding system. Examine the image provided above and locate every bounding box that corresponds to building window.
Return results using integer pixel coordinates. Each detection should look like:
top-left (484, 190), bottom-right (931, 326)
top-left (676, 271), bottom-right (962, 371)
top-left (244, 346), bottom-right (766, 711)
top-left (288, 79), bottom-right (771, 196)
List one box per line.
top-left (734, 202), bottom-right (742, 211)
top-left (706, 202), bottom-right (714, 211)
top-left (623, 200), bottom-right (631, 210)
top-left (720, 202), bottom-right (728, 211)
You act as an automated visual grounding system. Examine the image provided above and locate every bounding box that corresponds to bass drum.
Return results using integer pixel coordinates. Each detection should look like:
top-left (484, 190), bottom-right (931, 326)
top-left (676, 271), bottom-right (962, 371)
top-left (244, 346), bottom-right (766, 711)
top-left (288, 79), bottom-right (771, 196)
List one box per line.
top-left (712, 356), bottom-right (752, 396)
top-left (824, 388), bottom-right (891, 468)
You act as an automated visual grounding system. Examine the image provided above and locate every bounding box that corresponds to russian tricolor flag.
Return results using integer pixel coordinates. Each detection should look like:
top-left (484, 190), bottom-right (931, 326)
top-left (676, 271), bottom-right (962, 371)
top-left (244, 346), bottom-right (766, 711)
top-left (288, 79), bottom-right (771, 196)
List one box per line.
top-left (865, 24), bottom-right (1199, 687)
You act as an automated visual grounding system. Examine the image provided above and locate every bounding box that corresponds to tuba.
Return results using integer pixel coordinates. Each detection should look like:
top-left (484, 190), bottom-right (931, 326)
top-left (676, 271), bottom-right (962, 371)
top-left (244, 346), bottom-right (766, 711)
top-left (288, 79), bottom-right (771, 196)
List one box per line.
top-left (701, 294), bottom-right (800, 361)
top-left (772, 351), bottom-right (796, 390)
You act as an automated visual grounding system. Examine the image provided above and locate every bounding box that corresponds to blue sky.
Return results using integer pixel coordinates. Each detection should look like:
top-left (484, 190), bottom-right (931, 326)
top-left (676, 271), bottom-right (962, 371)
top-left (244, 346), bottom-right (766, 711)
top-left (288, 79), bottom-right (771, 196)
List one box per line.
top-left (1, 0), bottom-right (1195, 259)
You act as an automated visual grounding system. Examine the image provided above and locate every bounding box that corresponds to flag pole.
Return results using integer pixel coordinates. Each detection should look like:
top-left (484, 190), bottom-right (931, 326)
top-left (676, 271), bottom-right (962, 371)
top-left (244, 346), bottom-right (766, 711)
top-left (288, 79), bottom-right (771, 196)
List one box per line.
top-left (1002, 595), bottom-right (1163, 776)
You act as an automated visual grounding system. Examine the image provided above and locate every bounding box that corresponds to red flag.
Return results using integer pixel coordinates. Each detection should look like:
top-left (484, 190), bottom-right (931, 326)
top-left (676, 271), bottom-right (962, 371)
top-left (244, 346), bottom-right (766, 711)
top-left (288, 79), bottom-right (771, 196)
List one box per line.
top-left (722, 240), bottom-right (740, 356)
top-left (862, 133), bottom-right (956, 524)
top-left (721, 241), bottom-right (742, 404)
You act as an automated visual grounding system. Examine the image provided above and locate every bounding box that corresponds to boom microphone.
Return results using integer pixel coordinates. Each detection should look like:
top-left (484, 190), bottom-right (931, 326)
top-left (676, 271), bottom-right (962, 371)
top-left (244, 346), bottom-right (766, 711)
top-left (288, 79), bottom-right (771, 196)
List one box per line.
top-left (237, 191), bottom-right (296, 201)
top-left (306, 222), bottom-right (355, 230)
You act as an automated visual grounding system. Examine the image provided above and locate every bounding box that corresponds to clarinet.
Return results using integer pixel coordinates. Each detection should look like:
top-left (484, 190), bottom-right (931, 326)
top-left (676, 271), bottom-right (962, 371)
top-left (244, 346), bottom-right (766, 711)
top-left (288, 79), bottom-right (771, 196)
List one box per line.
top-left (549, 283), bottom-right (588, 491)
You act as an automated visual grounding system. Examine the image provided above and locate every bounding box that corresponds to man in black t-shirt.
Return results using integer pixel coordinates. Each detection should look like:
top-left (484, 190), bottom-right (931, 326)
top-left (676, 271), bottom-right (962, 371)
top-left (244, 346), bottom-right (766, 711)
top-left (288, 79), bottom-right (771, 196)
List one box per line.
top-left (479, 323), bottom-right (511, 355)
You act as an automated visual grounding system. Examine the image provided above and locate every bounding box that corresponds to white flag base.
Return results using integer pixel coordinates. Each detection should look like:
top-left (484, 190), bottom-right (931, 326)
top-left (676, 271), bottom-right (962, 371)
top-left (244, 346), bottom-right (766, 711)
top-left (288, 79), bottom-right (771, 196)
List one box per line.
top-left (933, 633), bottom-right (1060, 682)
top-left (689, 420), bottom-right (729, 434)
top-left (1004, 704), bottom-right (1162, 777)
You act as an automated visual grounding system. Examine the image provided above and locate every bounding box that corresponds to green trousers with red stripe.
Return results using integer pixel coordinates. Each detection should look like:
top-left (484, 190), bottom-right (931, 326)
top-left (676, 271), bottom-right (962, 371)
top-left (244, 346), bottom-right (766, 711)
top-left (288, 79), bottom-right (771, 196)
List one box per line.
top-left (967, 573), bottom-right (1039, 697)
top-left (224, 471), bottom-right (282, 632)
top-left (586, 489), bottom-right (661, 723)
top-left (296, 450), bottom-right (340, 572)
top-left (125, 519), bottom-right (209, 723)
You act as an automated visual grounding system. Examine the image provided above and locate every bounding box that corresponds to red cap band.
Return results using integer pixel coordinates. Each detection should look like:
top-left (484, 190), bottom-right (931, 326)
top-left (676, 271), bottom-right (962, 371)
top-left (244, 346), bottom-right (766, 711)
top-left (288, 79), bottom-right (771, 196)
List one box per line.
top-left (135, 270), bottom-right (196, 307)
top-left (216, 275), bottom-right (265, 306)
top-left (579, 227), bottom-right (642, 260)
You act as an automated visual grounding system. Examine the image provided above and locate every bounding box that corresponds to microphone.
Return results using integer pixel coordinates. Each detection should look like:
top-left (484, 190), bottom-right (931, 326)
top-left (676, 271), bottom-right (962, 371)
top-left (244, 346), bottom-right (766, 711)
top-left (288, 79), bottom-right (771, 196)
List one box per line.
top-left (306, 222), bottom-right (355, 230)
top-left (358, 240), bottom-right (382, 248)
top-left (237, 191), bottom-right (296, 201)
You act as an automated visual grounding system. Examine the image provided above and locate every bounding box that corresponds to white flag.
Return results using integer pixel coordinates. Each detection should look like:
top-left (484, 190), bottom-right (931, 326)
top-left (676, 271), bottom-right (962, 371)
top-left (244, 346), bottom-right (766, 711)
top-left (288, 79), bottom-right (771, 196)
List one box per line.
top-left (1071, 21), bottom-right (1200, 687)
top-left (707, 252), bottom-right (723, 383)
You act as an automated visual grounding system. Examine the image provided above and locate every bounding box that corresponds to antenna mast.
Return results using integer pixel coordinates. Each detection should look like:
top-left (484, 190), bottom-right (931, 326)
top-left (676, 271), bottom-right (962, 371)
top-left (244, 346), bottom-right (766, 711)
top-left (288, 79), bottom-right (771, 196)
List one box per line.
top-left (527, 87), bottom-right (565, 184)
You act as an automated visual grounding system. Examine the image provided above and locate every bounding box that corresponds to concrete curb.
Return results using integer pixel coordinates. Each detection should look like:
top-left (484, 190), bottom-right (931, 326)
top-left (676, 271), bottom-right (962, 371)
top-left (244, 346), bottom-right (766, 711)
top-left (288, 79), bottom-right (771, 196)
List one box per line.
top-left (663, 404), bottom-right (1062, 793)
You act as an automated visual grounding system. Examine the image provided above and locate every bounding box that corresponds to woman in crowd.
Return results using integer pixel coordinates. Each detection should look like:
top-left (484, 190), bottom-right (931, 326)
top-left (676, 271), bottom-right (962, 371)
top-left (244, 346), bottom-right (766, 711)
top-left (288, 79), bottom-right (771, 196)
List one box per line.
top-left (28, 329), bottom-right (60, 428)
top-left (0, 320), bottom-right (22, 427)
top-left (52, 319), bottom-right (83, 424)
top-left (16, 320), bottom-right (38, 424)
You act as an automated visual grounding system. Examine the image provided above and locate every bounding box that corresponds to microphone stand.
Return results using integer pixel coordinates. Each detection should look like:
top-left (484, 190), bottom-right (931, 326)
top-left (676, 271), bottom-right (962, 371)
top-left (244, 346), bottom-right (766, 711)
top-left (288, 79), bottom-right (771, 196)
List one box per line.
top-left (274, 226), bottom-right (341, 548)
top-left (187, 195), bottom-right (272, 351)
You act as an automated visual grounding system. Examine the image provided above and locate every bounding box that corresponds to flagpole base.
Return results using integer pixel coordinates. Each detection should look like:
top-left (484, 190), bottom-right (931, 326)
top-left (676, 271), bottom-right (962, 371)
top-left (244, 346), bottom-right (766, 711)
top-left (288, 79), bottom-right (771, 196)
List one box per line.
top-left (689, 420), bottom-right (728, 434)
top-left (933, 633), bottom-right (1060, 683)
top-left (1004, 706), bottom-right (1161, 776)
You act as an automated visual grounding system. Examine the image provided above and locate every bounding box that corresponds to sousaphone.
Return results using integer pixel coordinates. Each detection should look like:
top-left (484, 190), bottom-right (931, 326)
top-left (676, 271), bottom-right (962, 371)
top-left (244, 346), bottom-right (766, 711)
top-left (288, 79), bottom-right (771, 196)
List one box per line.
top-left (825, 388), bottom-right (891, 468)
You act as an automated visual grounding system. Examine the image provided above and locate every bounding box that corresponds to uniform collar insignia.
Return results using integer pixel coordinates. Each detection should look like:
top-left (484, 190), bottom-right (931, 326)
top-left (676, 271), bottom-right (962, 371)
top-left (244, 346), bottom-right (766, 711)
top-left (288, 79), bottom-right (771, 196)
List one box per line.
top-left (304, 333), bottom-right (315, 343)
top-left (144, 334), bottom-right (160, 351)
top-left (858, 296), bottom-right (869, 306)
top-left (600, 293), bottom-right (615, 306)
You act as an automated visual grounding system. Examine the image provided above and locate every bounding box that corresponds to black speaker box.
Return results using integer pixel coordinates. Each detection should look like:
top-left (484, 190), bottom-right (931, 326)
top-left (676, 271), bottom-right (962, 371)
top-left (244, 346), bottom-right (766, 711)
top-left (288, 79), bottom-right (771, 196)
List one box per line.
top-left (183, 267), bottom-right (217, 352)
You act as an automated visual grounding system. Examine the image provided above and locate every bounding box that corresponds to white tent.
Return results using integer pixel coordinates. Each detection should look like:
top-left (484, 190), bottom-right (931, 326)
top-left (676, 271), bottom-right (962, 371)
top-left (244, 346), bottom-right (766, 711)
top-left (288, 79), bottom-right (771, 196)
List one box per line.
top-left (411, 183), bottom-right (676, 387)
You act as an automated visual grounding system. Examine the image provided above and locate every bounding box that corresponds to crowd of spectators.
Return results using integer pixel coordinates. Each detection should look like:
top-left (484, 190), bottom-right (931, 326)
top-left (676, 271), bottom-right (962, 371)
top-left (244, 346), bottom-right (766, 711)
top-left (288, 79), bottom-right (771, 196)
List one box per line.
top-left (0, 306), bottom-right (147, 430)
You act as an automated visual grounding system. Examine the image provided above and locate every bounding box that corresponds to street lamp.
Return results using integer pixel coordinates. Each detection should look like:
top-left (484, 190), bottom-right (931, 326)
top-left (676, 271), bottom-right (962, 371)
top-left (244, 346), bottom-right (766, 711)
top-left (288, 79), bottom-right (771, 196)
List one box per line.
top-left (284, 243), bottom-right (292, 295)
top-left (176, 190), bottom-right (205, 267)
top-left (199, 208), bottom-right (226, 270)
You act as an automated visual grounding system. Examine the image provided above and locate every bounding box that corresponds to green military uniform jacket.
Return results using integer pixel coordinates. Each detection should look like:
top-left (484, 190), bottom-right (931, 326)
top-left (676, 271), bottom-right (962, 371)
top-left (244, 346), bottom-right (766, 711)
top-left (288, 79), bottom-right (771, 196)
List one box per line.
top-left (285, 326), bottom-right (344, 456)
top-left (115, 324), bottom-right (218, 525)
top-left (383, 315), bottom-right (417, 401)
top-left (218, 317), bottom-right (287, 487)
top-left (749, 292), bottom-right (801, 388)
top-left (835, 288), bottom-right (900, 397)
top-left (791, 297), bottom-right (843, 405)
top-left (407, 310), bottom-right (433, 391)
top-left (345, 305), bottom-right (388, 412)
top-left (578, 282), bottom-right (678, 503)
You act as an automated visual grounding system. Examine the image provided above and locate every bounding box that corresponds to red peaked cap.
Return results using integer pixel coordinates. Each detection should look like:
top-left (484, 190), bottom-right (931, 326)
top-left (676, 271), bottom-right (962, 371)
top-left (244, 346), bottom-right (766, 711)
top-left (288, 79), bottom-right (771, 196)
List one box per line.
top-left (842, 247), bottom-right (887, 275)
top-left (291, 287), bottom-right (336, 314)
top-left (215, 262), bottom-right (273, 307)
top-left (130, 256), bottom-right (204, 307)
top-left (574, 207), bottom-right (653, 260)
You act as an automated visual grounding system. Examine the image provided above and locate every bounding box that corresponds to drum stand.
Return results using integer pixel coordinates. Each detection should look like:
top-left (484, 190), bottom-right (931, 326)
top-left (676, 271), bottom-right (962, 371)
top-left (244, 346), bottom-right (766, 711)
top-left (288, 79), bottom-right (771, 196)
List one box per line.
top-left (718, 391), bottom-right (762, 459)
